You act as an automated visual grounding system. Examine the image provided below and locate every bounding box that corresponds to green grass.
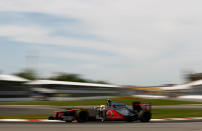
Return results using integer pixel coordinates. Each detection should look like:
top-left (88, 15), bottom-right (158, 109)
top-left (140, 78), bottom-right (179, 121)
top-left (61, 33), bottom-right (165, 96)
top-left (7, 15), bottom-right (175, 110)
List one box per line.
top-left (152, 109), bottom-right (202, 118)
top-left (0, 115), bottom-right (49, 119)
top-left (1, 109), bottom-right (202, 119)
top-left (0, 97), bottom-right (201, 106)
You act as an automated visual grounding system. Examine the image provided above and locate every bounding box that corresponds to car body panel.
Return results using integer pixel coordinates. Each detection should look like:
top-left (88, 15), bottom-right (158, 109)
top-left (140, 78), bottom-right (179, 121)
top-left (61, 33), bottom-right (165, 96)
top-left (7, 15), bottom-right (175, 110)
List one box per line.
top-left (48, 101), bottom-right (151, 122)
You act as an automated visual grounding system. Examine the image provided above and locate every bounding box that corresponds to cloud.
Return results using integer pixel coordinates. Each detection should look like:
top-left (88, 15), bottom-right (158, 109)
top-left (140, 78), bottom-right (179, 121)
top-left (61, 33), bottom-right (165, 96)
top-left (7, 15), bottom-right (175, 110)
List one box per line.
top-left (0, 25), bottom-right (119, 55)
top-left (1, 0), bottom-right (202, 85)
top-left (0, 24), bottom-right (154, 62)
top-left (0, 25), bottom-right (50, 38)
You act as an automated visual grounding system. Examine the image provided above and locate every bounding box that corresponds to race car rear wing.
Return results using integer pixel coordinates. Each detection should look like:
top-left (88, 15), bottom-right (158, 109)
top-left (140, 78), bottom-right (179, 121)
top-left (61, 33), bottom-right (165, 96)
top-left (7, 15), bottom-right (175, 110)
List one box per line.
top-left (132, 102), bottom-right (151, 112)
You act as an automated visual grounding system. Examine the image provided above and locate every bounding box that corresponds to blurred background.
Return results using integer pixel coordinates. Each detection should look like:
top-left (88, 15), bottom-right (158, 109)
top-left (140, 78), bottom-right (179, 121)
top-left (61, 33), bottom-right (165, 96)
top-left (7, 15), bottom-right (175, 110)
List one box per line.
top-left (1, 0), bottom-right (202, 102)
top-left (0, 70), bottom-right (202, 101)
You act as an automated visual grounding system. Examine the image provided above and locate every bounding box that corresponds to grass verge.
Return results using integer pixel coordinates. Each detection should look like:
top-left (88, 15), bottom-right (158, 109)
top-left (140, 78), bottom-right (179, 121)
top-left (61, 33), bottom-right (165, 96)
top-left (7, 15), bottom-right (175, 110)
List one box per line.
top-left (0, 97), bottom-right (202, 106)
top-left (152, 109), bottom-right (202, 118)
top-left (1, 109), bottom-right (202, 119)
top-left (0, 115), bottom-right (50, 119)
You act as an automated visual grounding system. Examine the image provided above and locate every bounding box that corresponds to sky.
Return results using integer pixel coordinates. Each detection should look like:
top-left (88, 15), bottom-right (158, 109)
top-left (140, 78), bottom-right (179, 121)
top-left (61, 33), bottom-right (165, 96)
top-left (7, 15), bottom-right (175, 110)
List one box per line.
top-left (0, 0), bottom-right (202, 86)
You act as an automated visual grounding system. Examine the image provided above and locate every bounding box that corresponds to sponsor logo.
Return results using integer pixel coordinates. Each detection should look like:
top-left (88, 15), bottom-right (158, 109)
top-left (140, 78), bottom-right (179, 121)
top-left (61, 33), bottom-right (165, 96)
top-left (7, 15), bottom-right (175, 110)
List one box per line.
top-left (106, 110), bottom-right (113, 118)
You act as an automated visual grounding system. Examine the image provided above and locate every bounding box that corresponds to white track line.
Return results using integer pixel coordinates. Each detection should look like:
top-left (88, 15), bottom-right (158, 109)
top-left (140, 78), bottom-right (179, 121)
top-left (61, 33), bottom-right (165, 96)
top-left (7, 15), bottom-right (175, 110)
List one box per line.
top-left (0, 119), bottom-right (27, 122)
top-left (1, 118), bottom-right (202, 122)
top-left (151, 118), bottom-right (202, 121)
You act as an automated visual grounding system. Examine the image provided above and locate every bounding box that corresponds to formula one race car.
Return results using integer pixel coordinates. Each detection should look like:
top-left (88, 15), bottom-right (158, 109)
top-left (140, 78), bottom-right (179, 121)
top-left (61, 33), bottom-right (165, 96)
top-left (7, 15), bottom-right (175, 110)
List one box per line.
top-left (48, 100), bottom-right (151, 123)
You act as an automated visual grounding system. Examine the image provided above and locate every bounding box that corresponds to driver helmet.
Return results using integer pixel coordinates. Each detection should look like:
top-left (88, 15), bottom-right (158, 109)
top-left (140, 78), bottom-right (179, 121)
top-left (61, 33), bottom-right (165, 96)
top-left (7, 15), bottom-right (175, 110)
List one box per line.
top-left (107, 99), bottom-right (112, 106)
top-left (100, 105), bottom-right (106, 109)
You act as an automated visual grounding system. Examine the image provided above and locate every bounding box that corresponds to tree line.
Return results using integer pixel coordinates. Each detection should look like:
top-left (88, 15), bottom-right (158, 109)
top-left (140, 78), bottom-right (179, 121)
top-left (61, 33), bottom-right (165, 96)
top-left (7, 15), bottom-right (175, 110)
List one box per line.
top-left (14, 69), bottom-right (109, 84)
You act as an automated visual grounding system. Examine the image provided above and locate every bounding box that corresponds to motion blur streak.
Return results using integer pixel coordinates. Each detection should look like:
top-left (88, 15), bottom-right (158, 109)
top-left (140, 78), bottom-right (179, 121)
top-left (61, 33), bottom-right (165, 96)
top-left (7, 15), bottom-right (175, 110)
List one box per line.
top-left (0, 122), bottom-right (202, 131)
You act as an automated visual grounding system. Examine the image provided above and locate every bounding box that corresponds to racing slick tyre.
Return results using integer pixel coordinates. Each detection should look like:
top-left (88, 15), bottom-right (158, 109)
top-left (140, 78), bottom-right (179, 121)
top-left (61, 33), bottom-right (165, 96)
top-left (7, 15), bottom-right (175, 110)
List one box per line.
top-left (125, 117), bottom-right (134, 122)
top-left (65, 120), bottom-right (72, 123)
top-left (48, 116), bottom-right (54, 120)
top-left (64, 116), bottom-right (74, 123)
top-left (76, 111), bottom-right (89, 123)
top-left (139, 111), bottom-right (151, 122)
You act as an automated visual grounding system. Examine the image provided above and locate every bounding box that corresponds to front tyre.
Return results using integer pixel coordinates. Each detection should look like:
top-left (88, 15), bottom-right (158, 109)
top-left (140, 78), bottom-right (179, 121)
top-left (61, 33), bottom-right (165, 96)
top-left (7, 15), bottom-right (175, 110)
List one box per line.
top-left (65, 120), bottom-right (72, 123)
top-left (48, 116), bottom-right (55, 120)
top-left (76, 111), bottom-right (89, 123)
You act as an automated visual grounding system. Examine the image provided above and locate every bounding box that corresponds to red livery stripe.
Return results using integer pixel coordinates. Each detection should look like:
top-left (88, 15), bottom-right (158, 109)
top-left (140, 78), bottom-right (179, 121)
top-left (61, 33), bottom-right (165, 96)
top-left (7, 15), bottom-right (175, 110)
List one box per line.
top-left (25, 119), bottom-right (41, 122)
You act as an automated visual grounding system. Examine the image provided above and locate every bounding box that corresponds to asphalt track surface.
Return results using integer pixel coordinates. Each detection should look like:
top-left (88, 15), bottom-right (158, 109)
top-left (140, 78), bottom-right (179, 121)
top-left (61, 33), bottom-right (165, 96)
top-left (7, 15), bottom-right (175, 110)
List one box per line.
top-left (0, 105), bottom-right (63, 115)
top-left (1, 122), bottom-right (202, 131)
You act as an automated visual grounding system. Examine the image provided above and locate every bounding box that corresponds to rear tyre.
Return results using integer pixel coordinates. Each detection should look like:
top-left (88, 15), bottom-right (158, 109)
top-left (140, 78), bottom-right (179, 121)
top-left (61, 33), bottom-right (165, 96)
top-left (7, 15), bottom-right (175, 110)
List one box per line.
top-left (139, 111), bottom-right (151, 122)
top-left (125, 117), bottom-right (134, 122)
